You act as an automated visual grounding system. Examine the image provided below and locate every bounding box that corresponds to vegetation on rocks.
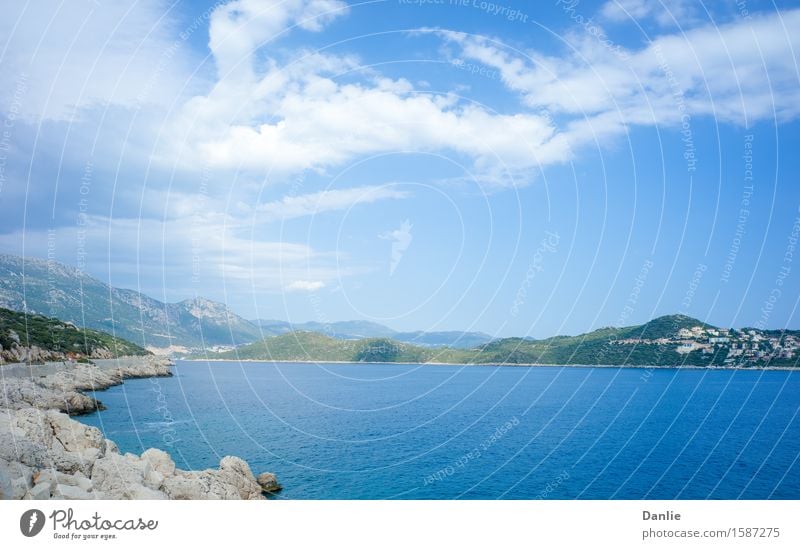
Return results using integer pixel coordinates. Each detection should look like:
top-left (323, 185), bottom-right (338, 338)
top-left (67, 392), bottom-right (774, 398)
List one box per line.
top-left (0, 307), bottom-right (149, 362)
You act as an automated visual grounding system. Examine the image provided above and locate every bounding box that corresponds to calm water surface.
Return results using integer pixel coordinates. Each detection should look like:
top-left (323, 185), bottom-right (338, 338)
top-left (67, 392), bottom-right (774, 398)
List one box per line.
top-left (78, 361), bottom-right (800, 499)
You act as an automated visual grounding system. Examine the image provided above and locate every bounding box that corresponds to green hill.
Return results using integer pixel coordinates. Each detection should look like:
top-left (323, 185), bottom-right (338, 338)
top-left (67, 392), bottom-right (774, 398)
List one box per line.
top-left (208, 331), bottom-right (470, 363)
top-left (0, 307), bottom-right (149, 362)
top-left (467, 315), bottom-right (717, 365)
top-left (202, 315), bottom-right (799, 368)
top-left (619, 314), bottom-right (714, 339)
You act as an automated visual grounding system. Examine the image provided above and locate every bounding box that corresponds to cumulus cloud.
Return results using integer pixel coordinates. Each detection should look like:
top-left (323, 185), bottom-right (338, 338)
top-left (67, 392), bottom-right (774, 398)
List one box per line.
top-left (209, 0), bottom-right (349, 83)
top-left (170, 2), bottom-right (800, 188)
top-left (189, 86), bottom-right (568, 180)
top-left (441, 9), bottom-right (800, 132)
top-left (168, 0), bottom-right (570, 185)
top-left (5, 0), bottom-right (798, 184)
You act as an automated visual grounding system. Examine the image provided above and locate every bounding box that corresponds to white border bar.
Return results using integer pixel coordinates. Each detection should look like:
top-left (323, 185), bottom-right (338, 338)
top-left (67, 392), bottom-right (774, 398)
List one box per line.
top-left (2, 500), bottom-right (798, 548)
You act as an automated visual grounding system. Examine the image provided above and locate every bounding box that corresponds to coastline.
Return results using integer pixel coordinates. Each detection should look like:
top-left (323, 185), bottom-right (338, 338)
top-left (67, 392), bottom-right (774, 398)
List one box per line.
top-left (183, 357), bottom-right (799, 371)
top-left (0, 355), bottom-right (280, 500)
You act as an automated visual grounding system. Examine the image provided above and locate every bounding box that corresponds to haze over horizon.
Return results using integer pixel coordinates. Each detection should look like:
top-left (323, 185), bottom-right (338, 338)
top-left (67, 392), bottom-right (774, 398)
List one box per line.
top-left (1, 251), bottom-right (795, 340)
top-left (2, 0), bottom-right (800, 338)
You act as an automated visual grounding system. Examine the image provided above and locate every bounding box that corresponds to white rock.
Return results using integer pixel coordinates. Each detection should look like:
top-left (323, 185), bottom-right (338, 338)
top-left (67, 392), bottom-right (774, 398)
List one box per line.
top-left (54, 484), bottom-right (93, 500)
top-left (33, 469), bottom-right (57, 489)
top-left (27, 482), bottom-right (51, 500)
top-left (0, 464), bottom-right (11, 499)
top-left (91, 453), bottom-right (166, 500)
top-left (54, 471), bottom-right (93, 492)
top-left (2, 460), bottom-right (34, 500)
top-left (257, 472), bottom-right (281, 493)
top-left (74, 474), bottom-right (93, 492)
top-left (144, 470), bottom-right (164, 491)
top-left (106, 440), bottom-right (119, 454)
top-left (0, 458), bottom-right (30, 499)
top-left (161, 457), bottom-right (264, 500)
top-left (141, 448), bottom-right (175, 477)
top-left (0, 357), bottom-right (277, 500)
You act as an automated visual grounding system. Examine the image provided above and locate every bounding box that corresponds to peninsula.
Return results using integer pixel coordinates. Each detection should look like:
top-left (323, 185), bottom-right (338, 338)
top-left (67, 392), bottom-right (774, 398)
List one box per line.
top-left (202, 314), bottom-right (800, 369)
top-left (0, 308), bottom-right (280, 500)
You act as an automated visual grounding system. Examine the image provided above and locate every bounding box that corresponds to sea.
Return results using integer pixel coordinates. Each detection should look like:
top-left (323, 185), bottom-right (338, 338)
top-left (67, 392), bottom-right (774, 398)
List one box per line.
top-left (78, 360), bottom-right (800, 499)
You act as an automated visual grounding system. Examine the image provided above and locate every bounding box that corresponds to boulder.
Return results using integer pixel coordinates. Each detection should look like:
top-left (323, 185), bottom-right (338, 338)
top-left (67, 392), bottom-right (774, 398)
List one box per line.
top-left (144, 470), bottom-right (164, 491)
top-left (162, 457), bottom-right (264, 500)
top-left (26, 482), bottom-right (51, 500)
top-left (141, 448), bottom-right (175, 477)
top-left (218, 456), bottom-right (264, 500)
top-left (9, 409), bottom-right (107, 475)
top-left (32, 469), bottom-right (58, 490)
top-left (256, 472), bottom-right (281, 493)
top-left (0, 461), bottom-right (11, 499)
top-left (54, 484), bottom-right (93, 500)
top-left (0, 376), bottom-right (99, 414)
top-left (1, 458), bottom-right (32, 499)
top-left (91, 452), bottom-right (166, 500)
top-left (53, 471), bottom-right (93, 492)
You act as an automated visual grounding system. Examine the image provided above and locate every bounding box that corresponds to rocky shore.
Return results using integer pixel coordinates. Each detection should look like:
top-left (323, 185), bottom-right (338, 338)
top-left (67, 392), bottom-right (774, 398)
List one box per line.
top-left (0, 342), bottom-right (118, 365)
top-left (0, 356), bottom-right (280, 500)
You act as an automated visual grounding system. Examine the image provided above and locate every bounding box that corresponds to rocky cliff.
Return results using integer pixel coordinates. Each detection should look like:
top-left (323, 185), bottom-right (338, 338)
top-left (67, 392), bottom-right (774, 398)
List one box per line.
top-left (0, 357), bottom-right (280, 500)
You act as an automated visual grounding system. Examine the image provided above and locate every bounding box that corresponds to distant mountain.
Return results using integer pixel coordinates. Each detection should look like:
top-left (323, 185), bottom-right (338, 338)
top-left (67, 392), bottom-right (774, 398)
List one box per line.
top-left (0, 307), bottom-right (148, 362)
top-left (0, 254), bottom-right (261, 349)
top-left (0, 254), bottom-right (491, 351)
top-left (203, 315), bottom-right (800, 368)
top-left (393, 330), bottom-right (494, 349)
top-left (250, 319), bottom-right (397, 338)
top-left (250, 319), bottom-right (490, 348)
top-left (294, 320), bottom-right (397, 339)
top-left (6, 254), bottom-right (793, 367)
top-left (248, 319), bottom-right (293, 336)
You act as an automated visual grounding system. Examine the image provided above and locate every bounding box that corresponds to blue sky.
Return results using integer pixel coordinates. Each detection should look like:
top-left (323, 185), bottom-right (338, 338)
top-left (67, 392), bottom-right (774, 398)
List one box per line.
top-left (1, 0), bottom-right (799, 337)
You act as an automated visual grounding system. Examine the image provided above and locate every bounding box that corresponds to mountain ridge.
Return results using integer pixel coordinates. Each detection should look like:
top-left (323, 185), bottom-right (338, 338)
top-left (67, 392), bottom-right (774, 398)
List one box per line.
top-left (0, 254), bottom-right (494, 350)
top-left (3, 255), bottom-right (798, 366)
top-left (249, 318), bottom-right (493, 348)
top-left (0, 254), bottom-right (260, 349)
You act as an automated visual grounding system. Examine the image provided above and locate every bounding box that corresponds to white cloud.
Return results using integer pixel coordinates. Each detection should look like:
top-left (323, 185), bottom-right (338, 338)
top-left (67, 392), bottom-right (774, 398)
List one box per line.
top-left (208, 0), bottom-right (349, 83)
top-left (166, 0), bottom-right (570, 185)
top-left (188, 85), bottom-right (569, 180)
top-left (0, 0), bottom-right (189, 121)
top-left (285, 280), bottom-right (325, 292)
top-left (0, 212), bottom-right (345, 296)
top-left (172, 2), bottom-right (800, 188)
top-left (441, 9), bottom-right (800, 133)
top-left (257, 185), bottom-right (410, 220)
top-left (380, 219), bottom-right (413, 276)
top-left (600, 0), bottom-right (699, 27)
top-left (7, 0), bottom-right (799, 218)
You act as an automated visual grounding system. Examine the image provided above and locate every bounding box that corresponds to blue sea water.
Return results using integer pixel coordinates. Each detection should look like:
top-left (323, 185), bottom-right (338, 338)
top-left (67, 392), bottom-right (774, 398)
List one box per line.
top-left (78, 361), bottom-right (800, 499)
